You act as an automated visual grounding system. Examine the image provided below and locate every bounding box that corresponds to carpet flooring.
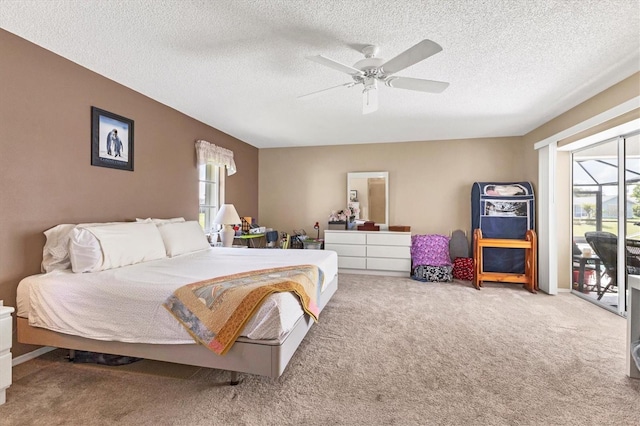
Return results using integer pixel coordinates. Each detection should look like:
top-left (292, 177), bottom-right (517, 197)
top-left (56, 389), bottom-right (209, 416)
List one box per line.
top-left (2, 275), bottom-right (640, 425)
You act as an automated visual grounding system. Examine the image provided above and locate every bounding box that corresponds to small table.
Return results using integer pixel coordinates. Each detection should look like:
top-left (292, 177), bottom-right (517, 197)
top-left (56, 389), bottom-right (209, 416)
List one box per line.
top-left (573, 254), bottom-right (602, 293)
top-left (233, 233), bottom-right (266, 248)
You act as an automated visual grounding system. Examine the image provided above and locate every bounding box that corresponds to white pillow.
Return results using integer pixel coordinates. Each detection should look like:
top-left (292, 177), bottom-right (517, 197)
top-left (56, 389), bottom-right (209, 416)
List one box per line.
top-left (42, 221), bottom-right (126, 273)
top-left (157, 221), bottom-right (210, 257)
top-left (42, 224), bottom-right (77, 272)
top-left (69, 222), bottom-right (167, 273)
top-left (68, 227), bottom-right (104, 273)
top-left (136, 217), bottom-right (185, 224)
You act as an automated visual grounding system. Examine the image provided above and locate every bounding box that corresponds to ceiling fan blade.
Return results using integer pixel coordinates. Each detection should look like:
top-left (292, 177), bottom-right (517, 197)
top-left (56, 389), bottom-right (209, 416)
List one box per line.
top-left (380, 39), bottom-right (443, 76)
top-left (297, 82), bottom-right (355, 100)
top-left (306, 55), bottom-right (364, 76)
top-left (362, 88), bottom-right (378, 114)
top-left (385, 76), bottom-right (449, 93)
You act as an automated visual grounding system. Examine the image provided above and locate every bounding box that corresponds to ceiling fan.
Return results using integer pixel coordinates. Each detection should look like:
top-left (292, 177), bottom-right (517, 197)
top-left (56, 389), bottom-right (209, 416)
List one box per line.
top-left (299, 39), bottom-right (449, 114)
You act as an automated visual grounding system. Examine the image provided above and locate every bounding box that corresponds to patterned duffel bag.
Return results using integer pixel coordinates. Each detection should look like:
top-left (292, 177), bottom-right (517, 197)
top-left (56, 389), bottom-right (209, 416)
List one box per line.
top-left (411, 265), bottom-right (453, 282)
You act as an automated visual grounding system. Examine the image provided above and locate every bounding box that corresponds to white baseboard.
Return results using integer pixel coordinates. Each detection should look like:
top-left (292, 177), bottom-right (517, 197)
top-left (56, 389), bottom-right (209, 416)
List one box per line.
top-left (12, 346), bottom-right (56, 366)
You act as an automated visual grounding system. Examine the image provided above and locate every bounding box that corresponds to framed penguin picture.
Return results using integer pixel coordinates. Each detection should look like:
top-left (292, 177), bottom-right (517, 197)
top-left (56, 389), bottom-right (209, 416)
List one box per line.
top-left (91, 106), bottom-right (134, 171)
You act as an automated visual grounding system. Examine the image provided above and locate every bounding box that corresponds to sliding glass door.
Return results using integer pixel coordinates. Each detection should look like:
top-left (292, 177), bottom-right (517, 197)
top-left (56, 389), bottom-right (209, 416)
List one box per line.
top-left (571, 131), bottom-right (640, 315)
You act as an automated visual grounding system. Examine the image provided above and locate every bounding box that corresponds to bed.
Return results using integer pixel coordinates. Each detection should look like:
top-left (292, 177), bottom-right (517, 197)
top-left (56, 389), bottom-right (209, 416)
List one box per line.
top-left (16, 220), bottom-right (338, 381)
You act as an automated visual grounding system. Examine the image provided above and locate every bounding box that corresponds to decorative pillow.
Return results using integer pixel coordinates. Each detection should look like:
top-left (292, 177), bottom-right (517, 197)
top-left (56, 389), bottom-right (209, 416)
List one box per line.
top-left (411, 265), bottom-right (453, 282)
top-left (157, 221), bottom-right (210, 257)
top-left (69, 222), bottom-right (166, 273)
top-left (136, 217), bottom-right (185, 224)
top-left (411, 234), bottom-right (452, 266)
top-left (453, 257), bottom-right (474, 281)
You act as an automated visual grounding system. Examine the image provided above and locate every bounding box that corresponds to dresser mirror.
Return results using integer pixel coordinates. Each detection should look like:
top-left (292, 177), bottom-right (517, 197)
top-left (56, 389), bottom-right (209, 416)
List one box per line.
top-left (347, 171), bottom-right (389, 227)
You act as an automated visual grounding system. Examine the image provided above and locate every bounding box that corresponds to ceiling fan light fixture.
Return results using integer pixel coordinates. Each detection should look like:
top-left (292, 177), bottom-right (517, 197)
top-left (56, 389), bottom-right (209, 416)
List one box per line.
top-left (363, 77), bottom-right (377, 91)
top-left (362, 78), bottom-right (378, 114)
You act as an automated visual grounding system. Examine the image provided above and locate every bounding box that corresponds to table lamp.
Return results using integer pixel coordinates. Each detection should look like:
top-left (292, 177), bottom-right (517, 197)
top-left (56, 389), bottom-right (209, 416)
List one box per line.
top-left (213, 204), bottom-right (241, 247)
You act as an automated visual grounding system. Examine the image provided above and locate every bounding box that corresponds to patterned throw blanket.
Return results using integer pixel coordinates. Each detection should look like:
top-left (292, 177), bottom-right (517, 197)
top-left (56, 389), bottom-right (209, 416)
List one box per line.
top-left (163, 264), bottom-right (322, 355)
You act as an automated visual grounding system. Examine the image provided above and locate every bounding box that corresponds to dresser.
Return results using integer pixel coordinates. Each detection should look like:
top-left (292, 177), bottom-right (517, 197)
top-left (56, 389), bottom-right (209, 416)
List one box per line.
top-left (0, 304), bottom-right (14, 405)
top-left (324, 230), bottom-right (411, 276)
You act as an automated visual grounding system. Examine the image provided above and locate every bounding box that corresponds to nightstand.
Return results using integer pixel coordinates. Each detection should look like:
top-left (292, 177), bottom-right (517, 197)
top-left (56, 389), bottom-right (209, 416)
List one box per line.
top-left (0, 304), bottom-right (14, 405)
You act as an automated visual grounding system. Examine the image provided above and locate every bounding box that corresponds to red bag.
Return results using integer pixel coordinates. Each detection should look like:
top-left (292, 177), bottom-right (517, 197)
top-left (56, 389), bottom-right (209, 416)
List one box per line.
top-left (453, 257), bottom-right (474, 281)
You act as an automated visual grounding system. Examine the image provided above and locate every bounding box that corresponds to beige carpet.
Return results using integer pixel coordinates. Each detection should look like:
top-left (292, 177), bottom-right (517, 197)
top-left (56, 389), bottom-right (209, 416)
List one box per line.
top-left (2, 275), bottom-right (640, 425)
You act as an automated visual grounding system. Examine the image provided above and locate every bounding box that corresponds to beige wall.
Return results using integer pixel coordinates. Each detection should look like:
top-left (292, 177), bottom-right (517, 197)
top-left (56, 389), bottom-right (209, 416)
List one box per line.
top-left (0, 29), bottom-right (259, 356)
top-left (521, 73), bottom-right (640, 289)
top-left (259, 137), bottom-right (525, 239)
top-left (261, 73), bottom-right (639, 293)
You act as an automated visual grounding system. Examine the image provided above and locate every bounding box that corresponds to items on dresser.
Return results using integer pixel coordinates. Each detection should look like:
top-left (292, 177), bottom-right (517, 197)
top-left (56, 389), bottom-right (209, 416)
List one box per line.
top-left (357, 221), bottom-right (380, 231)
top-left (328, 221), bottom-right (347, 230)
top-left (324, 230), bottom-right (411, 276)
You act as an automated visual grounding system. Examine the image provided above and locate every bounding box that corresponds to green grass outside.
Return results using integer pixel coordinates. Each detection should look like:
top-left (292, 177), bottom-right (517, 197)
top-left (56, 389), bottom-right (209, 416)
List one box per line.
top-left (573, 219), bottom-right (640, 241)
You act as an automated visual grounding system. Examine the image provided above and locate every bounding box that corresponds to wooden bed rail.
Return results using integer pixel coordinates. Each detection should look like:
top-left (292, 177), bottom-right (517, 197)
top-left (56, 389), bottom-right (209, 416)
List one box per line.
top-left (473, 229), bottom-right (538, 293)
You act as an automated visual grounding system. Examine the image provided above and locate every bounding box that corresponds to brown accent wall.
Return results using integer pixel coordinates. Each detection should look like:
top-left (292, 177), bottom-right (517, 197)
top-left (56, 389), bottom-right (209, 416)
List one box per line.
top-left (0, 29), bottom-right (258, 356)
top-left (259, 137), bottom-right (525, 239)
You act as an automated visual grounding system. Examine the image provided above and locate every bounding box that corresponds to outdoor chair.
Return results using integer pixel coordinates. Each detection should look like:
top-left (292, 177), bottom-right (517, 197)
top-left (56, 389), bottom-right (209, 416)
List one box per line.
top-left (585, 231), bottom-right (617, 300)
top-left (584, 231), bottom-right (640, 301)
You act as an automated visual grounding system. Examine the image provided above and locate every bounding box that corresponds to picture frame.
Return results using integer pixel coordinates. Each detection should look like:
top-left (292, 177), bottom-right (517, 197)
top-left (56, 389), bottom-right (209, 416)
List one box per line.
top-left (91, 106), bottom-right (134, 171)
top-left (349, 190), bottom-right (358, 202)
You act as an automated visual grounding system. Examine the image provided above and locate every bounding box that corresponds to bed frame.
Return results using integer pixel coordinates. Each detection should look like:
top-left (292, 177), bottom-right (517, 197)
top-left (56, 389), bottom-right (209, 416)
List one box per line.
top-left (17, 276), bottom-right (338, 381)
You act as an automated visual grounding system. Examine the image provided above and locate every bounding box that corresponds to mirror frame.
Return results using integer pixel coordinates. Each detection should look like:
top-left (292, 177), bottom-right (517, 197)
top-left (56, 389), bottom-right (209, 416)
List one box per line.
top-left (347, 171), bottom-right (389, 227)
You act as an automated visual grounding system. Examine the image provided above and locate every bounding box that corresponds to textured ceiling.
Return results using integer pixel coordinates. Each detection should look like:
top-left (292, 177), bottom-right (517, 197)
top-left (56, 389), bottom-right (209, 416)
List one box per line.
top-left (1, 0), bottom-right (639, 148)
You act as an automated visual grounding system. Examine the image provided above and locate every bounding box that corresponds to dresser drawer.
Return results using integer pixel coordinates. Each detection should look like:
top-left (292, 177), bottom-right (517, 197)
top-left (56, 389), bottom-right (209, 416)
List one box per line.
top-left (325, 244), bottom-right (366, 257)
top-left (367, 257), bottom-right (411, 272)
top-left (0, 353), bottom-right (10, 389)
top-left (324, 231), bottom-right (367, 245)
top-left (367, 245), bottom-right (410, 259)
top-left (0, 317), bottom-right (11, 352)
top-left (338, 256), bottom-right (366, 269)
top-left (367, 232), bottom-right (411, 246)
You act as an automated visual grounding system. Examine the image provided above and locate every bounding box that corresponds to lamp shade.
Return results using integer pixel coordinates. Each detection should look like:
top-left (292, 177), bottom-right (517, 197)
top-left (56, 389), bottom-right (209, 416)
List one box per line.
top-left (213, 204), bottom-right (241, 225)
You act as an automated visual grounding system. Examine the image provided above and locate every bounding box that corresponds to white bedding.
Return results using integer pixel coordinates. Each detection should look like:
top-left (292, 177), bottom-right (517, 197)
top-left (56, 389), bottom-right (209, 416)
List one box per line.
top-left (17, 247), bottom-right (338, 344)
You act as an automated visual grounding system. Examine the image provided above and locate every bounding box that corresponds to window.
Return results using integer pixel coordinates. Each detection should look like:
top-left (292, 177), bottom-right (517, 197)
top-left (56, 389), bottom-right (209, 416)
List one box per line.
top-left (194, 139), bottom-right (234, 232)
top-left (199, 164), bottom-right (219, 232)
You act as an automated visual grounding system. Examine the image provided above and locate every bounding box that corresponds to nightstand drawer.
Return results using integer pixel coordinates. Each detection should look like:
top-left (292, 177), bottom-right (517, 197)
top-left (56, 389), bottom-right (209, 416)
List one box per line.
top-left (0, 317), bottom-right (11, 352)
top-left (0, 353), bottom-right (10, 389)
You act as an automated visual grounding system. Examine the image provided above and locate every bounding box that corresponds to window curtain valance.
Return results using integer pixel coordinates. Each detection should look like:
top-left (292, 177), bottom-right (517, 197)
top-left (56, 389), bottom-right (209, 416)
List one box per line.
top-left (195, 140), bottom-right (237, 175)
